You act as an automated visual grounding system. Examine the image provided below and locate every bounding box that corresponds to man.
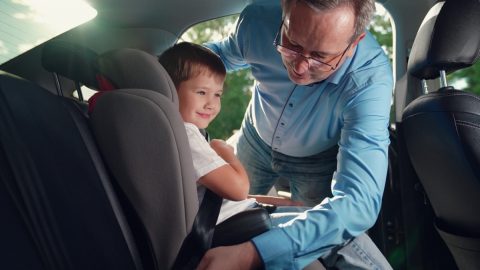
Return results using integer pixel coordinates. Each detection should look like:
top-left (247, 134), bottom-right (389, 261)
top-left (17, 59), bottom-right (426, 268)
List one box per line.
top-left (200, 0), bottom-right (393, 269)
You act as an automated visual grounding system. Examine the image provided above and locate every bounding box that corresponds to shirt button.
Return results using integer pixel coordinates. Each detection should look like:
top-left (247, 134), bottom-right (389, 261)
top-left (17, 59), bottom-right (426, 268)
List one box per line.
top-left (280, 122), bottom-right (285, 126)
top-left (275, 136), bottom-right (280, 139)
top-left (289, 103), bottom-right (293, 107)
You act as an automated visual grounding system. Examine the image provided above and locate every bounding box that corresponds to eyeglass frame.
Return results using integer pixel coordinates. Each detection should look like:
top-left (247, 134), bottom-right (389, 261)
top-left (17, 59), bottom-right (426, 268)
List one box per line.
top-left (273, 19), bottom-right (352, 72)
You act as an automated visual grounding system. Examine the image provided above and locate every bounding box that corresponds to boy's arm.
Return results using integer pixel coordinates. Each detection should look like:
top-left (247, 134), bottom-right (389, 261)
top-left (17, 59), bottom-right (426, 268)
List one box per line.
top-left (248, 195), bottom-right (304, 206)
top-left (198, 139), bottom-right (249, 201)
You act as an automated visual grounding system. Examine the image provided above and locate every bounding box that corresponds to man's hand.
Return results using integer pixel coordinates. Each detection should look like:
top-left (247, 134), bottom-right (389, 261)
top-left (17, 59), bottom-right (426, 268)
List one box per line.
top-left (197, 241), bottom-right (262, 270)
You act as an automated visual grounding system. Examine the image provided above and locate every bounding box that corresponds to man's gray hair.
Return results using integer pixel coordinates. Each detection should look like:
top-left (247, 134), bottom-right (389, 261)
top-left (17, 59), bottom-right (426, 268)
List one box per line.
top-left (282, 0), bottom-right (376, 41)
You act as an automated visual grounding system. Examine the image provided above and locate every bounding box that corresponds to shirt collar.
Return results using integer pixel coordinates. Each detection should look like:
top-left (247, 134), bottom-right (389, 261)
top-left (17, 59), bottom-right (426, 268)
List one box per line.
top-left (325, 45), bottom-right (357, 85)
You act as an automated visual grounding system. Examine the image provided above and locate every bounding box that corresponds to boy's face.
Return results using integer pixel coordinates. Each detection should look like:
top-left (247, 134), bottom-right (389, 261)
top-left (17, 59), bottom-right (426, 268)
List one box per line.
top-left (177, 72), bottom-right (224, 129)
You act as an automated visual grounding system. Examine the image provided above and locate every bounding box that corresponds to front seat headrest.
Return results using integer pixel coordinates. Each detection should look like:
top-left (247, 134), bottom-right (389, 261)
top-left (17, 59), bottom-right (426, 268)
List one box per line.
top-left (408, 0), bottom-right (480, 79)
top-left (97, 48), bottom-right (178, 103)
top-left (41, 40), bottom-right (100, 89)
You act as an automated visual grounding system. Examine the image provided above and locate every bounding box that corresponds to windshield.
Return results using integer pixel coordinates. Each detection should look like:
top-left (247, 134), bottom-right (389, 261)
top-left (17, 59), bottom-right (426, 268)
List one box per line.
top-left (0, 0), bottom-right (96, 65)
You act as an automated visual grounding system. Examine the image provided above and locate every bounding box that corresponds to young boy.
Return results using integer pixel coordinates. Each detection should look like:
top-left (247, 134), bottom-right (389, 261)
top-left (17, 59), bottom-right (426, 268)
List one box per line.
top-left (159, 42), bottom-right (300, 223)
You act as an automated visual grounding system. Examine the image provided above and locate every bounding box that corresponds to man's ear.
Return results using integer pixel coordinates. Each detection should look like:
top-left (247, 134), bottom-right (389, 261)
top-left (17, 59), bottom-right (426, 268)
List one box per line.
top-left (352, 32), bottom-right (367, 47)
top-left (346, 32), bottom-right (367, 57)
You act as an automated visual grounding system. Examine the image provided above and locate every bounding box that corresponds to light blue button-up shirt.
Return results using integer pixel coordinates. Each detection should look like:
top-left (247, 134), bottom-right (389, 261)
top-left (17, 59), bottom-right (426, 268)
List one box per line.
top-left (206, 0), bottom-right (394, 268)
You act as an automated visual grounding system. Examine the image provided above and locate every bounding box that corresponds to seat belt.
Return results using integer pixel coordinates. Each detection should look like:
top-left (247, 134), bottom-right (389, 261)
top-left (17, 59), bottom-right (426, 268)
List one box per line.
top-left (172, 129), bottom-right (223, 269)
top-left (172, 188), bottom-right (223, 269)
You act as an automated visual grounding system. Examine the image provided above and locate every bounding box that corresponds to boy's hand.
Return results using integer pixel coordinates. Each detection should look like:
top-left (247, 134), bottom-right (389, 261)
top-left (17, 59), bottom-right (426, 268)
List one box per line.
top-left (248, 195), bottom-right (305, 206)
top-left (199, 138), bottom-right (249, 201)
top-left (286, 198), bottom-right (305, 206)
top-left (209, 139), bottom-right (231, 149)
top-left (210, 139), bottom-right (235, 161)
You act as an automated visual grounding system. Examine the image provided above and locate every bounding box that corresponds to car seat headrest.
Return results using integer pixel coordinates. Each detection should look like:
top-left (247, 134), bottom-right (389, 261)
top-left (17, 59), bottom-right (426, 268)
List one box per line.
top-left (408, 0), bottom-right (480, 80)
top-left (97, 48), bottom-right (178, 103)
top-left (41, 40), bottom-right (100, 89)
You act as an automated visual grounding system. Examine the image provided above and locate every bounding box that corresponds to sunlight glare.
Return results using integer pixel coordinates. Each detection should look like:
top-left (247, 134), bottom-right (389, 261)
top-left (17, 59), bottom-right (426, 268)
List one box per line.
top-left (12, 0), bottom-right (97, 32)
top-left (9, 0), bottom-right (97, 54)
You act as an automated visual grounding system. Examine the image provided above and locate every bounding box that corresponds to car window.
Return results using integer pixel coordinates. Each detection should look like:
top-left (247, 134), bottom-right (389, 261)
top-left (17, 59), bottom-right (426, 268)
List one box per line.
top-left (179, 6), bottom-right (394, 139)
top-left (448, 62), bottom-right (480, 95)
top-left (370, 4), bottom-right (393, 64)
top-left (0, 0), bottom-right (96, 65)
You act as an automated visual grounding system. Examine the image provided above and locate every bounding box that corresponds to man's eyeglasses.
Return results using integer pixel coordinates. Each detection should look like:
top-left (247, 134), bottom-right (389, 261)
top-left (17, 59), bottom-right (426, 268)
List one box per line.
top-left (273, 20), bottom-right (351, 72)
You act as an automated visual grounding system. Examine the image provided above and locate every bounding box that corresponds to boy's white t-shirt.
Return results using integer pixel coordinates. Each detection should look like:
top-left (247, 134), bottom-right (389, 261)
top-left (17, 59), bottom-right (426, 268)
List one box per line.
top-left (184, 122), bottom-right (257, 224)
top-left (185, 122), bottom-right (226, 181)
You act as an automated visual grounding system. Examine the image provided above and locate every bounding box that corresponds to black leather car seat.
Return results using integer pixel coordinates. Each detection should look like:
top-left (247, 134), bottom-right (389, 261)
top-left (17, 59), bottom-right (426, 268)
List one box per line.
top-left (402, 0), bottom-right (480, 269)
top-left (0, 71), bottom-right (143, 269)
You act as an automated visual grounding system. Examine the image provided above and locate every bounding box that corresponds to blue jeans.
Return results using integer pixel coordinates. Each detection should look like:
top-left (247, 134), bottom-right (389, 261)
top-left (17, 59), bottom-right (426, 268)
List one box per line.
top-left (232, 118), bottom-right (338, 206)
top-left (271, 207), bottom-right (393, 270)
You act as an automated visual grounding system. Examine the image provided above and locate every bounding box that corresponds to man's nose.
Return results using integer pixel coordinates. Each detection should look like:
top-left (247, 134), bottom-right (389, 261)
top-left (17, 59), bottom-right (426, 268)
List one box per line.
top-left (293, 56), bottom-right (309, 74)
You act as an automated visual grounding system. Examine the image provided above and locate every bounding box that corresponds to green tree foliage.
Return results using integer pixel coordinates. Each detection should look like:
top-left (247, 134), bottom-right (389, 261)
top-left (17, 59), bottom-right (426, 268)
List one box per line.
top-left (368, 9), bottom-right (394, 120)
top-left (369, 11), bottom-right (393, 62)
top-left (448, 64), bottom-right (480, 95)
top-left (181, 15), bottom-right (253, 140)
